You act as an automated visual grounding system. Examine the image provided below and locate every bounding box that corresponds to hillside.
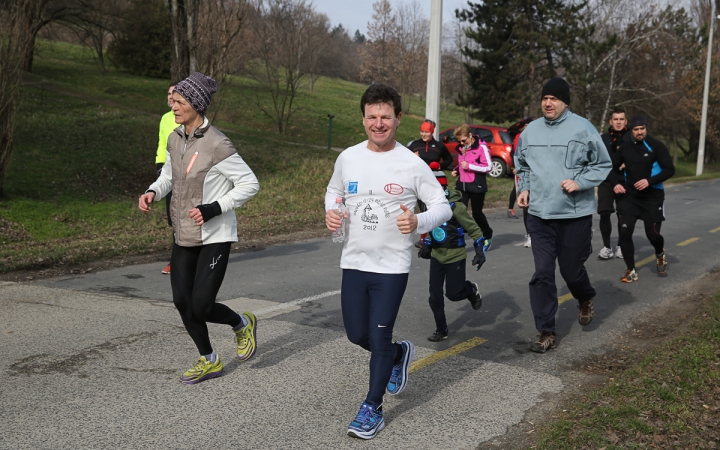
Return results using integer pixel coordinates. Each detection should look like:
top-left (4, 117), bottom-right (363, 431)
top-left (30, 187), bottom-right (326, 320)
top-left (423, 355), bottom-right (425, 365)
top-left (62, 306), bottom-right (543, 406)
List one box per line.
top-left (0, 39), bottom-right (478, 273)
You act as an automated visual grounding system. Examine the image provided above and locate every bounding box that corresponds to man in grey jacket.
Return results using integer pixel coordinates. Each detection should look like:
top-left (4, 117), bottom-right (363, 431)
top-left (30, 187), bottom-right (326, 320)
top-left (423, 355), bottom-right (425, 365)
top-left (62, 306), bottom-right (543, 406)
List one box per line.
top-left (515, 77), bottom-right (612, 353)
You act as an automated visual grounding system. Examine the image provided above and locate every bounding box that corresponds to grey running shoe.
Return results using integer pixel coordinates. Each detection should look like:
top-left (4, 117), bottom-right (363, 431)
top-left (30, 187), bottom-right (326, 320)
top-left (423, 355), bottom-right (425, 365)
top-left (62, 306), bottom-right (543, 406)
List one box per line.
top-left (597, 246), bottom-right (614, 260)
top-left (530, 332), bottom-right (557, 353)
top-left (578, 300), bottom-right (594, 326)
top-left (657, 252), bottom-right (667, 275)
top-left (469, 282), bottom-right (483, 310)
top-left (524, 235), bottom-right (532, 248)
top-left (615, 246), bottom-right (623, 259)
top-left (427, 330), bottom-right (448, 342)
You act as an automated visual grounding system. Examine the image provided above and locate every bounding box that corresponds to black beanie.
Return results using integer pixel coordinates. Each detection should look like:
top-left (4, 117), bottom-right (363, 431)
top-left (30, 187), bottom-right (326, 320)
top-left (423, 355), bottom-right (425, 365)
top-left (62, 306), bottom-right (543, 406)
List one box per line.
top-left (541, 77), bottom-right (571, 105)
top-left (628, 115), bottom-right (648, 129)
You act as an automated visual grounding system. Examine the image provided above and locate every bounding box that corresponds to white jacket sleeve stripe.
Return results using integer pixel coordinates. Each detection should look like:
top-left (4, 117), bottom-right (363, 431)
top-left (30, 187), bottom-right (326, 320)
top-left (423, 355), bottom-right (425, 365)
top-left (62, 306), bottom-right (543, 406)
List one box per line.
top-left (467, 143), bottom-right (492, 173)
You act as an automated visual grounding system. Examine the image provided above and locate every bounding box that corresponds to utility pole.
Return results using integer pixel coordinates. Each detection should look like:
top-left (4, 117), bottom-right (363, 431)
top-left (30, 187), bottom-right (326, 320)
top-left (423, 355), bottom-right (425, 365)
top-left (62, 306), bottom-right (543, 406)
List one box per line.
top-left (697, 4), bottom-right (717, 176)
top-left (425, 0), bottom-right (442, 140)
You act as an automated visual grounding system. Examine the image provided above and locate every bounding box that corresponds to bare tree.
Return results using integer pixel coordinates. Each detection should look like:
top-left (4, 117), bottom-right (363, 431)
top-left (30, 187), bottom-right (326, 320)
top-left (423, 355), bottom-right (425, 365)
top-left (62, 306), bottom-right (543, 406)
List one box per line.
top-left (17, 0), bottom-right (77, 72)
top-left (245, 0), bottom-right (327, 134)
top-left (300, 12), bottom-right (331, 92)
top-left (442, 17), bottom-right (477, 122)
top-left (0, 0), bottom-right (43, 196)
top-left (167, 0), bottom-right (200, 80)
top-left (196, 0), bottom-right (248, 79)
top-left (57, 0), bottom-right (124, 73)
top-left (392, 1), bottom-right (428, 114)
top-left (359, 0), bottom-right (397, 84)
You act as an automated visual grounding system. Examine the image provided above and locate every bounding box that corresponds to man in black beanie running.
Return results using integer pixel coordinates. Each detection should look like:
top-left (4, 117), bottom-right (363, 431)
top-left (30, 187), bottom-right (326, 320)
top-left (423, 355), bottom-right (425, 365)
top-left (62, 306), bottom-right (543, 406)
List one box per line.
top-left (611, 116), bottom-right (675, 283)
top-left (514, 77), bottom-right (611, 353)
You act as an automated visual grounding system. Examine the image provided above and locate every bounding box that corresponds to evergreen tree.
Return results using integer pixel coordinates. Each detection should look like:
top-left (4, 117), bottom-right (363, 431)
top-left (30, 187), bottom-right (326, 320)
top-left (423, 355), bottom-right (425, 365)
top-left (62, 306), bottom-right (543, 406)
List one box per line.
top-left (107, 0), bottom-right (171, 79)
top-left (457, 0), bottom-right (585, 122)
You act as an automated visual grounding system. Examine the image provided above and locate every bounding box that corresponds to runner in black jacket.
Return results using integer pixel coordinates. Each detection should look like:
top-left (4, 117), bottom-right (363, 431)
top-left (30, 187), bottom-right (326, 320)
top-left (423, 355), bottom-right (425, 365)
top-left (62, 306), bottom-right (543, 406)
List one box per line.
top-left (407, 119), bottom-right (452, 170)
top-left (611, 116), bottom-right (675, 283)
top-left (597, 107), bottom-right (629, 260)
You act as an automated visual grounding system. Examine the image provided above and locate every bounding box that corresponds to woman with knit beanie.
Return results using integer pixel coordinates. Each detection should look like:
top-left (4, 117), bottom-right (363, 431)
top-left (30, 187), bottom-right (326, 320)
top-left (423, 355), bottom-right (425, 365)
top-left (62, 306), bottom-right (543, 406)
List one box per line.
top-left (138, 72), bottom-right (260, 384)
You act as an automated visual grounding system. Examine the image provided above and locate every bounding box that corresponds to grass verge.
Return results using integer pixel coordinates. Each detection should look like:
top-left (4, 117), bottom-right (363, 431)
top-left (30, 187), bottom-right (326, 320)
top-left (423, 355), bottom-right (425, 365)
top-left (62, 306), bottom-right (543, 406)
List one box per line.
top-left (532, 289), bottom-right (720, 449)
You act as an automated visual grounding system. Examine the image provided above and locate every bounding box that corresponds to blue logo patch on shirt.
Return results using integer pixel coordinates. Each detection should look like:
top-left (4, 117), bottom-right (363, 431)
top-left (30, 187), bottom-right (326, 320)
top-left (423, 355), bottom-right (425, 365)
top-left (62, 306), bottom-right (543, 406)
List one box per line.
top-left (348, 181), bottom-right (358, 194)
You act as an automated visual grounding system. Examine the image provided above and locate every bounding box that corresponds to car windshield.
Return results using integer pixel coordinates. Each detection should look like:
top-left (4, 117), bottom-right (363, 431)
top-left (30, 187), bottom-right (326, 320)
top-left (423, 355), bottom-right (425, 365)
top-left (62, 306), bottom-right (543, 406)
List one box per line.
top-left (441, 131), bottom-right (456, 143)
top-left (499, 131), bottom-right (513, 144)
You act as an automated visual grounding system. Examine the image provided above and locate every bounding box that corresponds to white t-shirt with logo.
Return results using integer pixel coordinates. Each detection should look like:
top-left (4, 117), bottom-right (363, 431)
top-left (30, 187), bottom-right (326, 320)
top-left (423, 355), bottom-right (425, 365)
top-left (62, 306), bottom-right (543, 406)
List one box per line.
top-left (325, 141), bottom-right (452, 274)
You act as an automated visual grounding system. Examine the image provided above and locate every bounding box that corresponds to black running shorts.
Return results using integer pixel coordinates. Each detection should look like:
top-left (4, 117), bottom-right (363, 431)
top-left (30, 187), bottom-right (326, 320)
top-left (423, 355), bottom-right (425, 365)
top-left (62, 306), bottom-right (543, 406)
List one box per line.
top-left (616, 190), bottom-right (665, 222)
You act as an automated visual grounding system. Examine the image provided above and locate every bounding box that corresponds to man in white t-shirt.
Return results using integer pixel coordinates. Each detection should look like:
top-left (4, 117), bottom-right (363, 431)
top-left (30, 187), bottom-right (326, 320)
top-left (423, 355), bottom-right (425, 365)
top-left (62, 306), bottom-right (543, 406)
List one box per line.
top-left (325, 83), bottom-right (452, 440)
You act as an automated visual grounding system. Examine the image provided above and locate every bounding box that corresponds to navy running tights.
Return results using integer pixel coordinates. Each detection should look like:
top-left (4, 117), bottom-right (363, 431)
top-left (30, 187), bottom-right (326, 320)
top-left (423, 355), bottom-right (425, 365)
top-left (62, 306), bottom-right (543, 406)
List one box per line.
top-left (171, 242), bottom-right (241, 356)
top-left (341, 269), bottom-right (407, 408)
top-left (617, 215), bottom-right (664, 270)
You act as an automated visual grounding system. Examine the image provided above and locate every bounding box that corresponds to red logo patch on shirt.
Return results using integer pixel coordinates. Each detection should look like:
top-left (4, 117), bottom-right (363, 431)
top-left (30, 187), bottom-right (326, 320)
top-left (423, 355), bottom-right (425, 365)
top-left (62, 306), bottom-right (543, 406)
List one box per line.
top-left (384, 183), bottom-right (404, 195)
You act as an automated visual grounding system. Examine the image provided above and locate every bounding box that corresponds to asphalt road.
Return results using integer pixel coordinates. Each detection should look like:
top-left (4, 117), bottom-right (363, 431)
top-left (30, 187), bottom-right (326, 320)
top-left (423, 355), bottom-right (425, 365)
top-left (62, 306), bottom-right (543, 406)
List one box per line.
top-left (1, 179), bottom-right (719, 449)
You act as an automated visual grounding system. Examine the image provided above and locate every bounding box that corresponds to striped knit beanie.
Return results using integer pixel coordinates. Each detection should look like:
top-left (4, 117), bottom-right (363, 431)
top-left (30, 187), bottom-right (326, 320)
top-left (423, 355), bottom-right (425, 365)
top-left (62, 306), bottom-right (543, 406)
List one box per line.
top-left (174, 72), bottom-right (217, 115)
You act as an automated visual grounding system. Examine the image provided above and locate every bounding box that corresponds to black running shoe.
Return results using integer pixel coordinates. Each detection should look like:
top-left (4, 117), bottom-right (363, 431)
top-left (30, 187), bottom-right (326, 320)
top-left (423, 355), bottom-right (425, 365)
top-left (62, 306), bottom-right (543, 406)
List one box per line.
top-left (427, 330), bottom-right (448, 342)
top-left (469, 282), bottom-right (483, 310)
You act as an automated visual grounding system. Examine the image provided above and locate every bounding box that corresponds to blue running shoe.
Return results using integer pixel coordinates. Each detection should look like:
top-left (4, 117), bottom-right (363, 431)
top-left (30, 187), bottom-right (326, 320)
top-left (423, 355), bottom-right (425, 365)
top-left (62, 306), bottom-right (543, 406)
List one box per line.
top-left (347, 402), bottom-right (385, 439)
top-left (387, 340), bottom-right (415, 395)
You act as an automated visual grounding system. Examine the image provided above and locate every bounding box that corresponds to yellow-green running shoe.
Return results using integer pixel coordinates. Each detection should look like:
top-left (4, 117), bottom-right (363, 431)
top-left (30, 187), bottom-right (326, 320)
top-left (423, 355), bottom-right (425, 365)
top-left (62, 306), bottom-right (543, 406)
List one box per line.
top-left (235, 312), bottom-right (257, 361)
top-left (180, 356), bottom-right (223, 385)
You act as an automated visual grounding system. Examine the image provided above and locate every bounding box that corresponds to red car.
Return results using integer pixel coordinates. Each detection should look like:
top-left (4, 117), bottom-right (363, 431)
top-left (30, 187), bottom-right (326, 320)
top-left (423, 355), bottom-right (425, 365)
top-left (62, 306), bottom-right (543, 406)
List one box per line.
top-left (439, 125), bottom-right (514, 178)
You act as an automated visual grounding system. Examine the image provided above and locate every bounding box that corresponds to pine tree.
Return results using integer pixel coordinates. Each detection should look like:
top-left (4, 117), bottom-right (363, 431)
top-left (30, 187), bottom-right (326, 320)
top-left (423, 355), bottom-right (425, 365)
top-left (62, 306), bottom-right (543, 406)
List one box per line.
top-left (457, 0), bottom-right (585, 122)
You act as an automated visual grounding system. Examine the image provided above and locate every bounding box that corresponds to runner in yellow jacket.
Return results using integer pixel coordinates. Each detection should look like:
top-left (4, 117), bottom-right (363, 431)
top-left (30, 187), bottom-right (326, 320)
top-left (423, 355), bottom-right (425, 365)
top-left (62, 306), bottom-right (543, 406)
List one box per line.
top-left (157, 82), bottom-right (179, 274)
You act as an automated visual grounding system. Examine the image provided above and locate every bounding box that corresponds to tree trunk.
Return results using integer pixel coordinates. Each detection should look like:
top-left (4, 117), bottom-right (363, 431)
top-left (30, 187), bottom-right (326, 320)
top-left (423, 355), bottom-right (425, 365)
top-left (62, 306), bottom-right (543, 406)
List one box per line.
top-left (1, 0), bottom-right (40, 197)
top-left (21, 38), bottom-right (36, 72)
top-left (186, 0), bottom-right (200, 74)
top-left (168, 0), bottom-right (189, 80)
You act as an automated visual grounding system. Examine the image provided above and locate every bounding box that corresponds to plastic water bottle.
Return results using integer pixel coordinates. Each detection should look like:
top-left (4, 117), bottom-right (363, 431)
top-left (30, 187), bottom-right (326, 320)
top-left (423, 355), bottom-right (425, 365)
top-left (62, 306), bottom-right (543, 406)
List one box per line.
top-left (331, 197), bottom-right (347, 243)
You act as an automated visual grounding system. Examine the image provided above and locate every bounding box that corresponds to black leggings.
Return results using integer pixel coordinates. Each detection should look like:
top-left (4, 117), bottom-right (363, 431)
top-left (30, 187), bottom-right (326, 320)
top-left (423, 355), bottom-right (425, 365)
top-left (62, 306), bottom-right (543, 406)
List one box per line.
top-left (599, 211), bottom-right (619, 249)
top-left (508, 186), bottom-right (517, 210)
top-left (617, 215), bottom-right (664, 270)
top-left (461, 191), bottom-right (493, 239)
top-left (170, 242), bottom-right (241, 355)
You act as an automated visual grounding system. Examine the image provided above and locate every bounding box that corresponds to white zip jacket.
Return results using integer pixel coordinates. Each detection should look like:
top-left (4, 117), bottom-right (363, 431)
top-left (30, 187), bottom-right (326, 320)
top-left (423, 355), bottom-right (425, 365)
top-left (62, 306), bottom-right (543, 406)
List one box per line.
top-left (325, 141), bottom-right (452, 274)
top-left (148, 117), bottom-right (259, 246)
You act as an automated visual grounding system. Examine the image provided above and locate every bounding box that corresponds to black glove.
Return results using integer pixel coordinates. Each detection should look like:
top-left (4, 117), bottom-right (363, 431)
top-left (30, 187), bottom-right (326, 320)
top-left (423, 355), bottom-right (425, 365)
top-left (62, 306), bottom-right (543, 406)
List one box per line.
top-left (156, 163), bottom-right (164, 176)
top-left (417, 237), bottom-right (432, 259)
top-left (472, 238), bottom-right (487, 270)
top-left (195, 201), bottom-right (222, 223)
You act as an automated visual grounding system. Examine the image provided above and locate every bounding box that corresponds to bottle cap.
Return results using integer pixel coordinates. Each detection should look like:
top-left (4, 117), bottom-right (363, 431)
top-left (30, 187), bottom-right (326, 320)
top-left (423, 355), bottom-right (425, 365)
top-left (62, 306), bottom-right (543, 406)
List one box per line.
top-left (335, 197), bottom-right (343, 203)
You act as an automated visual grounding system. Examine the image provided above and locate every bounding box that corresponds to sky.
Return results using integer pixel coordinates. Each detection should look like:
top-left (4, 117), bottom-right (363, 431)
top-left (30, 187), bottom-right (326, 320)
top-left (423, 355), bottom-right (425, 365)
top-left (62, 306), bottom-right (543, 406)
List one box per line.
top-left (310, 0), bottom-right (471, 37)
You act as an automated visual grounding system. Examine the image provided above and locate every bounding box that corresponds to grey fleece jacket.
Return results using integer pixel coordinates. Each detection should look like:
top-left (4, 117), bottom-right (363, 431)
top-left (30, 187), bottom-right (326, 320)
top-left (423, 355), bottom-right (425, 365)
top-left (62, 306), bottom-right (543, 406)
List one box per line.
top-left (514, 110), bottom-right (611, 219)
